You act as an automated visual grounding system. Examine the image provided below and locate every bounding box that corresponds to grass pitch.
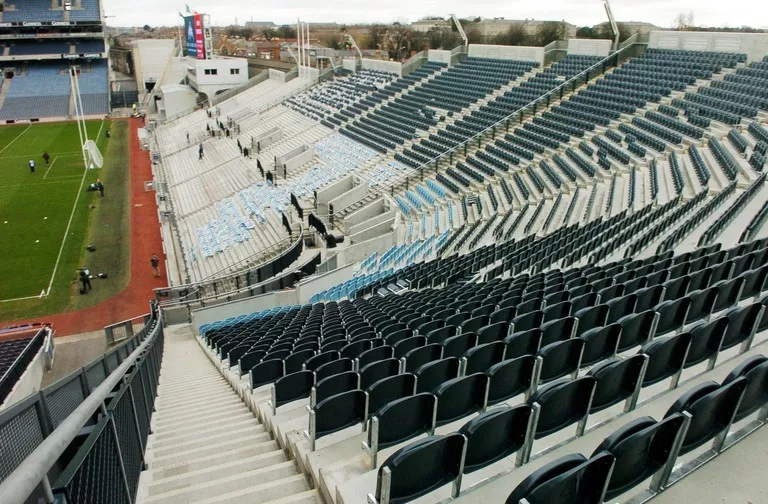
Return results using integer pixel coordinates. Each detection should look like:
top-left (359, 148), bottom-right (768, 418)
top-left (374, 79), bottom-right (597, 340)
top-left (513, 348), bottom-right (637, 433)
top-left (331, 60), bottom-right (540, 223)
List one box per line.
top-left (0, 120), bottom-right (130, 322)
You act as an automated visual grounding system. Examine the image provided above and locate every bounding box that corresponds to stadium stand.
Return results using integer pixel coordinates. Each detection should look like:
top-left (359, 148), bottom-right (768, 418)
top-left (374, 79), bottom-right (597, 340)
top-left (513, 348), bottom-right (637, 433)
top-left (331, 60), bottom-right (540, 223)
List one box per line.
top-left (0, 0), bottom-right (108, 122)
top-left (0, 324), bottom-right (52, 408)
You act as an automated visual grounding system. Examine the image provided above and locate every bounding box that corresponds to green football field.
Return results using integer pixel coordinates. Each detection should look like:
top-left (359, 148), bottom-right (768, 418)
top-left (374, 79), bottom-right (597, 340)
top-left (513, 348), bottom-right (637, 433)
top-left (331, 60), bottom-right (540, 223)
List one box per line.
top-left (0, 120), bottom-right (130, 321)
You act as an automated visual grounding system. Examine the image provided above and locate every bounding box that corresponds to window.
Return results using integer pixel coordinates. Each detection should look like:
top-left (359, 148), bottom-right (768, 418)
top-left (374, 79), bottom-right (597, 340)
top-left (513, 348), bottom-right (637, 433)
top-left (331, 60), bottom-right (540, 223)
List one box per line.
top-left (204, 68), bottom-right (218, 76)
top-left (230, 68), bottom-right (240, 75)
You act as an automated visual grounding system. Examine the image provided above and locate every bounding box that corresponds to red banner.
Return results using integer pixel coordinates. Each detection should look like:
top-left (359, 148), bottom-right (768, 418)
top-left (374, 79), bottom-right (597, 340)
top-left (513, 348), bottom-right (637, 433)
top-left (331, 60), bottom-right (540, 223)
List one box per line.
top-left (194, 13), bottom-right (205, 59)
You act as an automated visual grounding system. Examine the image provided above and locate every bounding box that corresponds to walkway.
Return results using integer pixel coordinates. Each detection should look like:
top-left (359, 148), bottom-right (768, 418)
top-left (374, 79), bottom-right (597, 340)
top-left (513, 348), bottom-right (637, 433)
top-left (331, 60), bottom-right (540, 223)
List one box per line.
top-left (8, 118), bottom-right (167, 336)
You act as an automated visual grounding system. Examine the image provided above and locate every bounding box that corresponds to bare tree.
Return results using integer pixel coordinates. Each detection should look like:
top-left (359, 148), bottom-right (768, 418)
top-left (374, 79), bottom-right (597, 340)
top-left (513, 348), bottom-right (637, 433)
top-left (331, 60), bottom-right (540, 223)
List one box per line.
top-left (674, 11), bottom-right (695, 31)
top-left (535, 21), bottom-right (566, 46)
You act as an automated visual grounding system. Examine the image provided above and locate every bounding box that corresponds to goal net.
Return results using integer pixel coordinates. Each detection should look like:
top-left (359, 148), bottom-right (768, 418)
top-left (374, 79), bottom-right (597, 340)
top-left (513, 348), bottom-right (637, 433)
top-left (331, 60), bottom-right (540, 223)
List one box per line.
top-left (84, 140), bottom-right (104, 169)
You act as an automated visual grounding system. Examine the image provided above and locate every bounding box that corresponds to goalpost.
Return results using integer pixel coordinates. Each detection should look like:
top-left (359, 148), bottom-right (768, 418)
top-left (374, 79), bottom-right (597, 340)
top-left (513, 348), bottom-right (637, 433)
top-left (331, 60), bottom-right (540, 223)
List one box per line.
top-left (69, 65), bottom-right (104, 170)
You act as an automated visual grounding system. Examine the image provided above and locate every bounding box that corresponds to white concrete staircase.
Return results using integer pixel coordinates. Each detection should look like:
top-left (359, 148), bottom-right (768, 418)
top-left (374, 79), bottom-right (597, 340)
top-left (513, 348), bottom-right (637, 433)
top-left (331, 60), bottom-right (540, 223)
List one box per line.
top-left (136, 324), bottom-right (321, 504)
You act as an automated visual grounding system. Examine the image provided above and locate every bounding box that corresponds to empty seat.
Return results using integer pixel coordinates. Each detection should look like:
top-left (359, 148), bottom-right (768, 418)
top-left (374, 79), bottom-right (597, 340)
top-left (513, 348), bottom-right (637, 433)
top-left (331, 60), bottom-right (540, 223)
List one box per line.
top-left (434, 373), bottom-right (490, 426)
top-left (415, 357), bottom-right (461, 394)
top-left (442, 333), bottom-right (478, 359)
top-left (505, 452), bottom-right (615, 504)
top-left (309, 389), bottom-right (367, 450)
top-left (588, 355), bottom-right (647, 413)
top-left (722, 355), bottom-right (768, 422)
top-left (486, 355), bottom-right (538, 405)
top-left (360, 358), bottom-right (401, 389)
top-left (311, 371), bottom-right (360, 406)
top-left (537, 339), bottom-right (584, 383)
top-left (460, 404), bottom-right (532, 473)
top-left (580, 324), bottom-right (621, 366)
top-left (640, 333), bottom-right (692, 388)
top-left (272, 370), bottom-right (315, 413)
top-left (369, 433), bottom-right (466, 504)
top-left (463, 341), bottom-right (506, 374)
top-left (540, 316), bottom-right (578, 347)
top-left (367, 373), bottom-right (417, 415)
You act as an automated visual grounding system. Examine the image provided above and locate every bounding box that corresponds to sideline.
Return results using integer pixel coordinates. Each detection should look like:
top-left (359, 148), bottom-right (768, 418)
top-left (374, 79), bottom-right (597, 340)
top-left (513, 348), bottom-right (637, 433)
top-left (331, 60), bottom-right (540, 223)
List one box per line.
top-left (0, 125), bottom-right (31, 155)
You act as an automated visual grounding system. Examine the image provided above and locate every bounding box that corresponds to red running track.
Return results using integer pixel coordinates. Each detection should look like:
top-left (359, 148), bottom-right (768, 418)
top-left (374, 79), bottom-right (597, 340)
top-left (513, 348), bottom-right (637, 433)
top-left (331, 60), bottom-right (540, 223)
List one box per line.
top-left (5, 118), bottom-right (168, 337)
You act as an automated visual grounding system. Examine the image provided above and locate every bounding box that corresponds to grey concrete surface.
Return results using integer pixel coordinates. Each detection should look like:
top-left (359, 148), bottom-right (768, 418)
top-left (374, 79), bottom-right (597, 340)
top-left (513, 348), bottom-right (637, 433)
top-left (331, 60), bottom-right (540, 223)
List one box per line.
top-left (42, 330), bottom-right (108, 386)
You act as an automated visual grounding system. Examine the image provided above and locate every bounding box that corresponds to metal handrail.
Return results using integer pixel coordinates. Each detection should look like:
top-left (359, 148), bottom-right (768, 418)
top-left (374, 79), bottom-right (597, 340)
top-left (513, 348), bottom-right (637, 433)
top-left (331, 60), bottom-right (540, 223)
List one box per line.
top-left (355, 40), bottom-right (638, 195)
top-left (0, 311), bottom-right (162, 504)
top-left (155, 230), bottom-right (304, 305)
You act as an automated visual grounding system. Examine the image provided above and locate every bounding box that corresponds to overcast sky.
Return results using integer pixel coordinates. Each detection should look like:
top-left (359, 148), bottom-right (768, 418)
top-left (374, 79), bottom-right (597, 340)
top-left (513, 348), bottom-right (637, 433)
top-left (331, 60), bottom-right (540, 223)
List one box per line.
top-left (102, 0), bottom-right (768, 30)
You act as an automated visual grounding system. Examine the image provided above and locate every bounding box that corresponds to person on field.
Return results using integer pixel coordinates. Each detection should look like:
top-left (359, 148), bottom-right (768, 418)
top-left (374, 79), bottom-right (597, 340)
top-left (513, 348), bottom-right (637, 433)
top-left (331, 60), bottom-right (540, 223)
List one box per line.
top-left (29, 159), bottom-right (35, 173)
top-left (151, 254), bottom-right (161, 277)
top-left (199, 143), bottom-right (204, 160)
top-left (79, 270), bottom-right (91, 293)
top-left (186, 131), bottom-right (190, 143)
top-left (42, 152), bottom-right (50, 165)
top-left (96, 179), bottom-right (104, 198)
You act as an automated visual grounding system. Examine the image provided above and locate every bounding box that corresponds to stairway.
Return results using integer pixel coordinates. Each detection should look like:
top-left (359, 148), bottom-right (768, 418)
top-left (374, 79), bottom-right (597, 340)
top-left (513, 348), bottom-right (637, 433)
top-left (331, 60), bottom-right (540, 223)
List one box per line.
top-left (136, 324), bottom-right (321, 504)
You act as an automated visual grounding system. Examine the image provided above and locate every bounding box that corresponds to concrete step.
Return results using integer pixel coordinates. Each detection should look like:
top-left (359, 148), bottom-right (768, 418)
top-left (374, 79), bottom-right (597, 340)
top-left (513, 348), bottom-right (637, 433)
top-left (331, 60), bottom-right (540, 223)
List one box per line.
top-left (153, 403), bottom-right (250, 428)
top-left (149, 424), bottom-right (269, 456)
top-left (155, 387), bottom-right (235, 409)
top-left (151, 409), bottom-right (254, 437)
top-left (147, 432), bottom-right (273, 467)
top-left (153, 394), bottom-right (242, 417)
top-left (147, 451), bottom-right (290, 495)
top-left (263, 490), bottom-right (324, 504)
top-left (144, 461), bottom-right (298, 504)
top-left (148, 443), bottom-right (285, 480)
top-left (150, 415), bottom-right (260, 443)
top-left (193, 474), bottom-right (311, 504)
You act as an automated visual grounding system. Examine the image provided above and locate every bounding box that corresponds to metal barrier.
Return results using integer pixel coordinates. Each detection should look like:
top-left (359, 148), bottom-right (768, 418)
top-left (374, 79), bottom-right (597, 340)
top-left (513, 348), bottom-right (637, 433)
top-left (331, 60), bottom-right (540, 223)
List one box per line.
top-left (0, 327), bottom-right (51, 407)
top-left (104, 313), bottom-right (152, 345)
top-left (0, 306), bottom-right (163, 503)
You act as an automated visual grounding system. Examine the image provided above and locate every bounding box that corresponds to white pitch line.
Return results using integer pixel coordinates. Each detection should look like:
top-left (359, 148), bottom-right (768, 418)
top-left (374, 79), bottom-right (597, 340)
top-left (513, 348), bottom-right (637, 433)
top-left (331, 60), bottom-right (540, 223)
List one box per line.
top-left (0, 293), bottom-right (47, 303)
top-left (0, 125), bottom-right (31, 155)
top-left (42, 156), bottom-right (59, 179)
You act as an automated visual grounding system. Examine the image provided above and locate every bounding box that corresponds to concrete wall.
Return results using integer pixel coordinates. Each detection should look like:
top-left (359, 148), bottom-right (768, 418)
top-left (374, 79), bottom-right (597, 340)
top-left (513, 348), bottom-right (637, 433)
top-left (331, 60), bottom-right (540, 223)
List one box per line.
top-left (316, 176), bottom-right (353, 216)
top-left (349, 217), bottom-right (395, 244)
top-left (269, 68), bottom-right (287, 82)
top-left (649, 31), bottom-right (768, 63)
top-left (252, 126), bottom-right (282, 150)
top-left (342, 58), bottom-right (357, 72)
top-left (276, 144), bottom-right (314, 176)
top-left (329, 184), bottom-right (368, 217)
top-left (134, 39), bottom-right (176, 88)
top-left (343, 198), bottom-right (386, 233)
top-left (297, 262), bottom-right (356, 303)
top-left (361, 58), bottom-right (402, 77)
top-left (349, 210), bottom-right (395, 236)
top-left (567, 39), bottom-right (612, 57)
top-left (428, 49), bottom-right (452, 66)
top-left (468, 44), bottom-right (545, 65)
top-left (195, 57), bottom-right (249, 98)
top-left (0, 348), bottom-right (45, 411)
top-left (336, 232), bottom-right (395, 266)
top-left (159, 86), bottom-right (197, 118)
top-left (191, 289), bottom-right (300, 333)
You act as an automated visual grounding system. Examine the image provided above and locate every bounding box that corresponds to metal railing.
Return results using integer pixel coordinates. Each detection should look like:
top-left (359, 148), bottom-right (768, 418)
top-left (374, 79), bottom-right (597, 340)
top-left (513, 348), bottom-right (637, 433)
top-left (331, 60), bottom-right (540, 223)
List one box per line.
top-left (155, 231), bottom-right (304, 306)
top-left (104, 313), bottom-right (152, 345)
top-left (353, 40), bottom-right (639, 198)
top-left (0, 326), bottom-right (52, 407)
top-left (0, 305), bottom-right (163, 504)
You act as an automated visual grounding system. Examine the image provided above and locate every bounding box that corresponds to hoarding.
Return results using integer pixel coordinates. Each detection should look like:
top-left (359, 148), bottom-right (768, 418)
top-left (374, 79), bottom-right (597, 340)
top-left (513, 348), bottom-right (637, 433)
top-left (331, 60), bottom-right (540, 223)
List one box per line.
top-left (184, 13), bottom-right (205, 59)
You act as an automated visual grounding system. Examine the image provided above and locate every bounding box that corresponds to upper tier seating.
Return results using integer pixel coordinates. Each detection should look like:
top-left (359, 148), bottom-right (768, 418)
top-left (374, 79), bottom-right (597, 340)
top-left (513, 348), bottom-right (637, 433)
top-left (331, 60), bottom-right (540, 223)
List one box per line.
top-left (2, 0), bottom-right (65, 21)
top-left (0, 63), bottom-right (71, 120)
top-left (8, 40), bottom-right (70, 56)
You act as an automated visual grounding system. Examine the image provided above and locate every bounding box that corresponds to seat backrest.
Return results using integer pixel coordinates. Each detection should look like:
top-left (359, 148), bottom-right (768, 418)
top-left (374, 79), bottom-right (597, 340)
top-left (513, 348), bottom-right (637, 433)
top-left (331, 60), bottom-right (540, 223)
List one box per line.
top-left (393, 336), bottom-right (428, 359)
top-left (490, 306), bottom-right (517, 324)
top-left (367, 372), bottom-right (417, 415)
top-left (639, 332), bottom-right (692, 387)
top-left (504, 328), bottom-right (543, 359)
top-left (512, 310), bottom-right (545, 333)
top-left (477, 322), bottom-right (511, 345)
top-left (592, 414), bottom-right (687, 501)
top-left (312, 389), bottom-right (367, 447)
top-left (540, 316), bottom-right (578, 347)
top-left (686, 288), bottom-right (718, 323)
top-left (505, 452), bottom-right (615, 504)
top-left (443, 333), bottom-right (479, 359)
top-left (285, 349), bottom-right (317, 374)
top-left (273, 370), bottom-right (315, 409)
top-left (403, 343), bottom-right (444, 373)
top-left (360, 358), bottom-right (400, 389)
top-left (722, 303), bottom-right (763, 350)
top-left (460, 404), bottom-right (532, 473)
top-left (463, 341), bottom-right (506, 375)
top-left (587, 355), bottom-right (646, 413)
top-left (304, 350), bottom-right (340, 371)
top-left (664, 378), bottom-right (747, 455)
top-left (580, 324), bottom-right (621, 366)
top-left (722, 355), bottom-right (768, 422)
top-left (684, 319), bottom-right (727, 368)
top-left (384, 328), bottom-right (415, 346)
top-left (434, 373), bottom-right (490, 426)
top-left (374, 433), bottom-right (466, 504)
top-left (358, 345), bottom-right (395, 369)
top-left (654, 297), bottom-right (691, 336)
top-left (486, 355), bottom-right (537, 405)
top-left (313, 371), bottom-right (360, 406)
top-left (251, 359), bottom-right (284, 389)
top-left (415, 357), bottom-right (460, 394)
top-left (425, 325), bottom-right (457, 345)
top-left (574, 304), bottom-right (610, 337)
top-left (371, 393), bottom-right (437, 449)
top-left (528, 376), bottom-right (596, 438)
top-left (537, 338), bottom-right (584, 383)
top-left (315, 357), bottom-right (355, 382)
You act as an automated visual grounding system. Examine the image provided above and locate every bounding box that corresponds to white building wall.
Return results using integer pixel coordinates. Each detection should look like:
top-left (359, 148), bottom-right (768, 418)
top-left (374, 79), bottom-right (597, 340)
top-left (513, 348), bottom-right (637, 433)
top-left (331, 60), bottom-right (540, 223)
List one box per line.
top-left (361, 58), bottom-right (402, 76)
top-left (134, 39), bottom-right (176, 87)
top-left (468, 44), bottom-right (544, 65)
top-left (427, 49), bottom-right (452, 65)
top-left (567, 39), bottom-right (612, 57)
top-left (193, 57), bottom-right (248, 98)
top-left (648, 31), bottom-right (768, 63)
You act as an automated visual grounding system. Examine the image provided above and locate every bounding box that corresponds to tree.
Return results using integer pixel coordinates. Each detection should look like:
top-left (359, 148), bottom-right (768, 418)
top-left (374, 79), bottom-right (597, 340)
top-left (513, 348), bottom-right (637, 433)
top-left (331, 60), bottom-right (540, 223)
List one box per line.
top-left (674, 11), bottom-right (695, 31)
top-left (576, 26), bottom-right (594, 38)
top-left (320, 33), bottom-right (344, 50)
top-left (497, 23), bottom-right (531, 46)
top-left (535, 21), bottom-right (566, 46)
top-left (383, 25), bottom-right (416, 60)
top-left (263, 29), bottom-right (275, 41)
top-left (142, 24), bottom-right (150, 31)
top-left (366, 24), bottom-right (387, 49)
top-left (277, 25), bottom-right (296, 39)
top-left (426, 27), bottom-right (461, 50)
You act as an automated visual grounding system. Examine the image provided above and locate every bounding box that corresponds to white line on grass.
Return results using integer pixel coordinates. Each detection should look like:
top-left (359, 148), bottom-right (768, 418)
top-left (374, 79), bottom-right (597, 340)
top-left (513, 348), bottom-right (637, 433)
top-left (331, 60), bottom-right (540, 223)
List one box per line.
top-left (0, 293), bottom-right (47, 303)
top-left (0, 125), bottom-right (31, 155)
top-left (95, 119), bottom-right (105, 141)
top-left (42, 156), bottom-right (59, 179)
top-left (44, 118), bottom-right (107, 296)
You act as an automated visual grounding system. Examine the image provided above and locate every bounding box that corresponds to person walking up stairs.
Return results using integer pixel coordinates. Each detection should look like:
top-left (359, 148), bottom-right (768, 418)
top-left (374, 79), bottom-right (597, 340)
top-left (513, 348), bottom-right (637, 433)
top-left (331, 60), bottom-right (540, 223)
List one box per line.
top-left (136, 325), bottom-right (321, 504)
